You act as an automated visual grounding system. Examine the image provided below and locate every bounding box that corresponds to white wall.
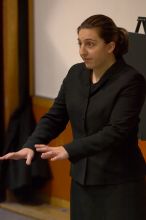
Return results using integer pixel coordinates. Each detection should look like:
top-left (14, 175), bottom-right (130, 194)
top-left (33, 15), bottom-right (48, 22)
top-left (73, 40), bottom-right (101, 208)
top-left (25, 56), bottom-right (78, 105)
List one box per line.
top-left (34, 0), bottom-right (146, 98)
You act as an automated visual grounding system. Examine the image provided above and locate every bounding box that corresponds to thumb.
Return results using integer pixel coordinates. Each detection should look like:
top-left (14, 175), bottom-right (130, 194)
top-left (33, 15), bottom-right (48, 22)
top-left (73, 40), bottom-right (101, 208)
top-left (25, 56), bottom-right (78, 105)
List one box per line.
top-left (26, 152), bottom-right (33, 166)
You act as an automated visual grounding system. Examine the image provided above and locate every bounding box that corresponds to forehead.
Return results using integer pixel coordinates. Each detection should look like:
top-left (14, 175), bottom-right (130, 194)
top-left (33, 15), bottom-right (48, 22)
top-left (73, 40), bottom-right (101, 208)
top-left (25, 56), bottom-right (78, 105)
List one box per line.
top-left (78, 28), bottom-right (101, 41)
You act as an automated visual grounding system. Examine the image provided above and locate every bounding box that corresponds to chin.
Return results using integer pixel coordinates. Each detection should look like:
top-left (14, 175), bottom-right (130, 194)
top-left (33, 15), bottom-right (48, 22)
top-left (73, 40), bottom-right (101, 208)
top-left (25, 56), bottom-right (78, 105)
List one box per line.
top-left (85, 63), bottom-right (93, 69)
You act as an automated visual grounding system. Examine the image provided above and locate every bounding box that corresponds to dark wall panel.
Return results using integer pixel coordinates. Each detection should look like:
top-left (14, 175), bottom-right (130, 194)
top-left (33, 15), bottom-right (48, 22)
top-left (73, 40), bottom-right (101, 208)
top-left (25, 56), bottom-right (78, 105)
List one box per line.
top-left (124, 33), bottom-right (146, 140)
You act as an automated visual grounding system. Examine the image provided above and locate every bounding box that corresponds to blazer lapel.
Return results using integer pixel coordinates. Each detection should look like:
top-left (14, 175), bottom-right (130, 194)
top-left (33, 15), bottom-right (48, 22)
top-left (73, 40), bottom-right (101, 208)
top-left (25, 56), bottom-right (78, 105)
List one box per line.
top-left (80, 64), bottom-right (91, 98)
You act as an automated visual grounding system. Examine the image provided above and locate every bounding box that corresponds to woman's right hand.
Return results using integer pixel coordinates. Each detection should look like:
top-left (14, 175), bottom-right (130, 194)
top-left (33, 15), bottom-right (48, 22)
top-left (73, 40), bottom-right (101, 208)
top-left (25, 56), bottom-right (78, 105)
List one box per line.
top-left (0, 148), bottom-right (34, 165)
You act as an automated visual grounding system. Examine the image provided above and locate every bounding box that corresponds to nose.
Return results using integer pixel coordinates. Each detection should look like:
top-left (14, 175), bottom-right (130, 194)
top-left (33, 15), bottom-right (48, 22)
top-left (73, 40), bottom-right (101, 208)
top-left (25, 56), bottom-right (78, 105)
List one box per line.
top-left (79, 45), bottom-right (88, 57)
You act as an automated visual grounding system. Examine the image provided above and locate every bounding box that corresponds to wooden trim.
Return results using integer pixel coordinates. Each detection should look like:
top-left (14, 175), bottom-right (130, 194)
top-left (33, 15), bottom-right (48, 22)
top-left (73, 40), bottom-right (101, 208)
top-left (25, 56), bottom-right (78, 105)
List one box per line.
top-left (39, 195), bottom-right (70, 208)
top-left (3, 0), bottom-right (19, 127)
top-left (28, 0), bottom-right (34, 96)
top-left (0, 1), bottom-right (4, 147)
top-left (32, 96), bottom-right (54, 108)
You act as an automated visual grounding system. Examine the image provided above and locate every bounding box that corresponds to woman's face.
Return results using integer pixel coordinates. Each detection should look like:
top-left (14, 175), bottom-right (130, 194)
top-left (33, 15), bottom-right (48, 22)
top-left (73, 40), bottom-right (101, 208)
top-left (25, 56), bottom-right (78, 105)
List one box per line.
top-left (78, 28), bottom-right (115, 70)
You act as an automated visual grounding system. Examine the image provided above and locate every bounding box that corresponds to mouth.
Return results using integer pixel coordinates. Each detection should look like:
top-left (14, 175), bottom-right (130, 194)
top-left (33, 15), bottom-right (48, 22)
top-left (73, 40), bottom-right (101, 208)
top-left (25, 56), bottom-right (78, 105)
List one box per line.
top-left (83, 58), bottom-right (92, 63)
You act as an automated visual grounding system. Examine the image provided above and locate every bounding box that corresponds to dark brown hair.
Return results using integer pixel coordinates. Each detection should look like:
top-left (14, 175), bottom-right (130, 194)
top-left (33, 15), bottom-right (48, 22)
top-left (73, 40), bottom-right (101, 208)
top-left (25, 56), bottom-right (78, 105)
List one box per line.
top-left (77, 14), bottom-right (129, 58)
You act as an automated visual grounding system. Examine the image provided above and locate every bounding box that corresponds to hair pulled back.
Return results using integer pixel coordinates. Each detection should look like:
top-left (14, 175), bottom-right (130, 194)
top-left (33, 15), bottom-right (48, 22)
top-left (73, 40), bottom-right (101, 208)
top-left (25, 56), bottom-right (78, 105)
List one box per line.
top-left (77, 15), bottom-right (129, 58)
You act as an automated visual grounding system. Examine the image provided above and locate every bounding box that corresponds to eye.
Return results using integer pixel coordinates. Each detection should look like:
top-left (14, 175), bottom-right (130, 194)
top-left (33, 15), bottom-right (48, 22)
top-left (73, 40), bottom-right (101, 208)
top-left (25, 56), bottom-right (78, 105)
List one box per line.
top-left (86, 41), bottom-right (95, 48)
top-left (77, 41), bottom-right (82, 47)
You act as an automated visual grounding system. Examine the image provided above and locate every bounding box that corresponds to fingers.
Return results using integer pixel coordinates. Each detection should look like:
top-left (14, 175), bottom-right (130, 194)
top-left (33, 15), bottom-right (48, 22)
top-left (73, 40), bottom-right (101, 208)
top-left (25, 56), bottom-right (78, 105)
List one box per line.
top-left (41, 151), bottom-right (55, 159)
top-left (40, 146), bottom-right (69, 161)
top-left (0, 152), bottom-right (23, 160)
top-left (0, 148), bottom-right (34, 166)
top-left (50, 155), bottom-right (60, 161)
top-left (35, 144), bottom-right (55, 160)
top-left (41, 152), bottom-right (61, 161)
top-left (26, 151), bottom-right (34, 166)
top-left (0, 145), bottom-right (68, 163)
top-left (35, 144), bottom-right (52, 153)
top-left (0, 152), bottom-right (17, 160)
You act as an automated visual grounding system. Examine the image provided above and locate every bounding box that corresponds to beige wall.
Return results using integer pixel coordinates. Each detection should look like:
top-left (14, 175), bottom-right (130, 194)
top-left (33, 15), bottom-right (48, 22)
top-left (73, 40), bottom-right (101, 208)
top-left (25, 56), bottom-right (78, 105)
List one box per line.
top-left (34, 0), bottom-right (146, 98)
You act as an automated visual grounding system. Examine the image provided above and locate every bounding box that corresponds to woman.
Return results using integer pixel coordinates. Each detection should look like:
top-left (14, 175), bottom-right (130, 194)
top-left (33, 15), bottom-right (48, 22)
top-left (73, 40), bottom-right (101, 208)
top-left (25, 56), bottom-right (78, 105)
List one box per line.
top-left (1, 15), bottom-right (146, 220)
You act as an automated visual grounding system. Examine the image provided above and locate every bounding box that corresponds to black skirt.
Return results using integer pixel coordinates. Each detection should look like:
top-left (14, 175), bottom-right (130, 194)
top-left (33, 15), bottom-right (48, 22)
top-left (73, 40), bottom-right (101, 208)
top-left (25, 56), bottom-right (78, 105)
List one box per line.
top-left (70, 179), bottom-right (146, 220)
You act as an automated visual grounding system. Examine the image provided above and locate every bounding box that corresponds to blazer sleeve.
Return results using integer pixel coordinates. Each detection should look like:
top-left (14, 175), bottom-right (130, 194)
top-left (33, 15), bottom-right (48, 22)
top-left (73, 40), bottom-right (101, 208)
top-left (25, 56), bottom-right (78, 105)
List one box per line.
top-left (23, 78), bottom-right (69, 150)
top-left (64, 73), bottom-right (146, 161)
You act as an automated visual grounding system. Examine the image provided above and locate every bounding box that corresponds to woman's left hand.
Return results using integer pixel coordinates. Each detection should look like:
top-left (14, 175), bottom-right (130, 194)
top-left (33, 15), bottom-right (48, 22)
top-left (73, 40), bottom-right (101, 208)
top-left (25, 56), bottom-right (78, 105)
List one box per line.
top-left (35, 144), bottom-right (69, 161)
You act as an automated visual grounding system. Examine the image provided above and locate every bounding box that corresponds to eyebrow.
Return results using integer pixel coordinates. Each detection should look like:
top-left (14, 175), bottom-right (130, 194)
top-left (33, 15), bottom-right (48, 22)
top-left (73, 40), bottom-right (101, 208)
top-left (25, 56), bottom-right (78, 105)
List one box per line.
top-left (77, 38), bottom-right (97, 42)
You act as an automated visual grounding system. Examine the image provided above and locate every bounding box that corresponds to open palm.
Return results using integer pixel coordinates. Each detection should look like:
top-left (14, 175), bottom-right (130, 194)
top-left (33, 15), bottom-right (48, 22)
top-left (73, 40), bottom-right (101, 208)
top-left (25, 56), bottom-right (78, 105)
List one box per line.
top-left (0, 148), bottom-right (34, 165)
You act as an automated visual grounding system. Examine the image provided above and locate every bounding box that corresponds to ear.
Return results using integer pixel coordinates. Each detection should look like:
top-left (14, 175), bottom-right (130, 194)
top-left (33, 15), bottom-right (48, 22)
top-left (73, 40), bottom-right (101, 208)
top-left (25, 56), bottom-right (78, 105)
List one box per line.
top-left (107, 41), bottom-right (116, 54)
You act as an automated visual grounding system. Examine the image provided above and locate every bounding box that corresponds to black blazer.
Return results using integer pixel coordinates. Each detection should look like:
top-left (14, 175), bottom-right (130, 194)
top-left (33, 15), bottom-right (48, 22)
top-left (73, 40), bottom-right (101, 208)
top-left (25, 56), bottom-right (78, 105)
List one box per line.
top-left (24, 58), bottom-right (146, 185)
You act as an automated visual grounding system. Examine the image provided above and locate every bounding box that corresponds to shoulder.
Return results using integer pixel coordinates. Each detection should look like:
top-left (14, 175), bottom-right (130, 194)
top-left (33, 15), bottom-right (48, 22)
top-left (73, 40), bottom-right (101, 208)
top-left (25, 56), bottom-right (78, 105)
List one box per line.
top-left (68, 62), bottom-right (85, 72)
top-left (64, 62), bottom-right (87, 81)
top-left (118, 60), bottom-right (146, 89)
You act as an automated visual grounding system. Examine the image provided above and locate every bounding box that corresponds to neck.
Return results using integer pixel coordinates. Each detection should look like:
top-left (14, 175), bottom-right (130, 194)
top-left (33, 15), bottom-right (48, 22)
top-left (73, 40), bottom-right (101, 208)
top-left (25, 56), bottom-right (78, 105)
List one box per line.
top-left (92, 56), bottom-right (116, 84)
